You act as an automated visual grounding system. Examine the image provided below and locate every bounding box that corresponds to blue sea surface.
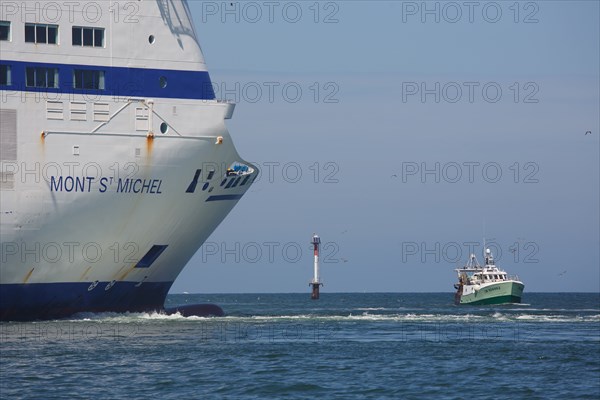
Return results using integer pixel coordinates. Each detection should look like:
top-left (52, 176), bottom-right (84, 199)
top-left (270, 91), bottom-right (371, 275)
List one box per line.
top-left (1, 293), bottom-right (599, 399)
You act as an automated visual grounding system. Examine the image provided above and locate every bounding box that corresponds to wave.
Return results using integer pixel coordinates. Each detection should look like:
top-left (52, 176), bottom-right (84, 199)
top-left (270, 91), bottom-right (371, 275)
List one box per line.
top-left (514, 314), bottom-right (600, 322)
top-left (63, 311), bottom-right (600, 324)
top-left (68, 311), bottom-right (213, 322)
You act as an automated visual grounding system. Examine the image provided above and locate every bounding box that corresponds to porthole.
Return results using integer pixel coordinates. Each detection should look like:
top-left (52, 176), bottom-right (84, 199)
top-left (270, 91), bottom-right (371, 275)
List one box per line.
top-left (148, 35), bottom-right (155, 44)
top-left (159, 76), bottom-right (167, 88)
top-left (160, 122), bottom-right (168, 134)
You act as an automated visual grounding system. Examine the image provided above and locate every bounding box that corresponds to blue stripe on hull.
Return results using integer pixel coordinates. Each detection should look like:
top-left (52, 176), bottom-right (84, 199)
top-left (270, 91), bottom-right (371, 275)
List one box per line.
top-left (206, 194), bottom-right (244, 201)
top-left (0, 281), bottom-right (172, 321)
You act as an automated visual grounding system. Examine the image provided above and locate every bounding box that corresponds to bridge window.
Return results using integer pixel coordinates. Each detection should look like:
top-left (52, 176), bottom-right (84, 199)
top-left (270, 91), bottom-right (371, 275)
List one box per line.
top-left (26, 67), bottom-right (59, 88)
top-left (0, 65), bottom-right (11, 86)
top-left (0, 21), bottom-right (10, 41)
top-left (72, 26), bottom-right (104, 47)
top-left (73, 69), bottom-right (105, 90)
top-left (25, 23), bottom-right (58, 44)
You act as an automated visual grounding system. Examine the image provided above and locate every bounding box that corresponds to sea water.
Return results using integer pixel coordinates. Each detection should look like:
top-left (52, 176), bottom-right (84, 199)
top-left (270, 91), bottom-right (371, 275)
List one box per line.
top-left (1, 293), bottom-right (598, 399)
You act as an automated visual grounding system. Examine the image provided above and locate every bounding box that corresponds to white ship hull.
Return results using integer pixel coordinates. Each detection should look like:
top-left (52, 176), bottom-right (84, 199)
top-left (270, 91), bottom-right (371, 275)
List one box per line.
top-left (0, 1), bottom-right (256, 319)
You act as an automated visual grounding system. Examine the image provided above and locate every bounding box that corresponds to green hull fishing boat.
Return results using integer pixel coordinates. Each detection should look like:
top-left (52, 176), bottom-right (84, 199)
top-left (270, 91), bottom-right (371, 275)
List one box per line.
top-left (454, 249), bottom-right (524, 305)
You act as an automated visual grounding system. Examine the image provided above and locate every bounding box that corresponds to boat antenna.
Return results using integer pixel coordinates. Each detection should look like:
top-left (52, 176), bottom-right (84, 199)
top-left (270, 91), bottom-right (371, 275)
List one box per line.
top-left (483, 219), bottom-right (486, 257)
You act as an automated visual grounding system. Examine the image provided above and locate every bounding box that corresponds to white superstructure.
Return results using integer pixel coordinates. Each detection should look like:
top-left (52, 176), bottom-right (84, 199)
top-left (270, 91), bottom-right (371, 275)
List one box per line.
top-left (0, 1), bottom-right (257, 319)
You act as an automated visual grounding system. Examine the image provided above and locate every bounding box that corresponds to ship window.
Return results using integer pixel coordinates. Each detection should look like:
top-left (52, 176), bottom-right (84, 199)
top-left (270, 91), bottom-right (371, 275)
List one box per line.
top-left (73, 69), bottom-right (105, 90)
top-left (0, 21), bottom-right (10, 41)
top-left (207, 170), bottom-right (215, 180)
top-left (0, 65), bottom-right (11, 86)
top-left (25, 67), bottom-right (59, 88)
top-left (160, 122), bottom-right (168, 134)
top-left (159, 76), bottom-right (167, 88)
top-left (25, 23), bottom-right (58, 44)
top-left (148, 35), bottom-right (155, 44)
top-left (72, 26), bottom-right (104, 47)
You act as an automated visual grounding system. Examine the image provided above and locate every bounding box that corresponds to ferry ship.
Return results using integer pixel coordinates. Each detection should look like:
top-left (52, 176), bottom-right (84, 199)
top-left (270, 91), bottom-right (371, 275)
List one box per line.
top-left (0, 1), bottom-right (257, 320)
top-left (454, 249), bottom-right (524, 305)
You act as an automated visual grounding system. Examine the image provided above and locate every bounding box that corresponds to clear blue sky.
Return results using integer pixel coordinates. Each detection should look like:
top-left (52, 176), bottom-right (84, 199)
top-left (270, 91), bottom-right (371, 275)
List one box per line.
top-left (172, 0), bottom-right (599, 293)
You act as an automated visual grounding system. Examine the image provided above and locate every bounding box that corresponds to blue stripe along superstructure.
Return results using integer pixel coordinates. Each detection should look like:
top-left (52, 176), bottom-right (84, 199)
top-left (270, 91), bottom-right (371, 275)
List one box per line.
top-left (0, 60), bottom-right (216, 100)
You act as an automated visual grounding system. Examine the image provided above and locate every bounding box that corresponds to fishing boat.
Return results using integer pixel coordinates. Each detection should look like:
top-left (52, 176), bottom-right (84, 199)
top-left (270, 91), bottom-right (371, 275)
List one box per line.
top-left (454, 249), bottom-right (524, 305)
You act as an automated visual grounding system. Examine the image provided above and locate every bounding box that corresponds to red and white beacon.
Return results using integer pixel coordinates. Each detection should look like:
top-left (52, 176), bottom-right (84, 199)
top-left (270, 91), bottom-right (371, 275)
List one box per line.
top-left (310, 233), bottom-right (323, 300)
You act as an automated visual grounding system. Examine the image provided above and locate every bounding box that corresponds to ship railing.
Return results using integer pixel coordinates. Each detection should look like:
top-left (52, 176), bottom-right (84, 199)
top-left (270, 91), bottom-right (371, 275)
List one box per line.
top-left (42, 130), bottom-right (221, 142)
top-left (42, 97), bottom-right (222, 142)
